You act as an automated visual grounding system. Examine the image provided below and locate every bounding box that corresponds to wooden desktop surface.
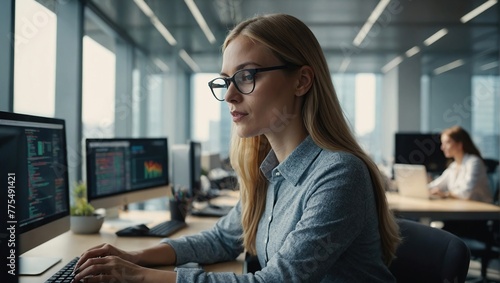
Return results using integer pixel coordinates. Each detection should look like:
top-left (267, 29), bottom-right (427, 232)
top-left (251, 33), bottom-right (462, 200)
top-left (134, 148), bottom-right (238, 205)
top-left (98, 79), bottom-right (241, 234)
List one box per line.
top-left (386, 192), bottom-right (500, 221)
top-left (19, 191), bottom-right (242, 283)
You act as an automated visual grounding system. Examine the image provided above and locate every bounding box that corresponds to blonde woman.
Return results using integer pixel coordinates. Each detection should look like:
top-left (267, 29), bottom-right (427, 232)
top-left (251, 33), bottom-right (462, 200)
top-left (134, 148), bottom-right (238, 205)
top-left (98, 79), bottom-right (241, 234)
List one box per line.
top-left (74, 13), bottom-right (400, 283)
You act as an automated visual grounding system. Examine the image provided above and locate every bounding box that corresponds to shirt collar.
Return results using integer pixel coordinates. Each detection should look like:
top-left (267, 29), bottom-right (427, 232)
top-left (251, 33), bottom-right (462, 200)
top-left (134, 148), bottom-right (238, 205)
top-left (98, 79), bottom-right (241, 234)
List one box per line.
top-left (260, 135), bottom-right (322, 186)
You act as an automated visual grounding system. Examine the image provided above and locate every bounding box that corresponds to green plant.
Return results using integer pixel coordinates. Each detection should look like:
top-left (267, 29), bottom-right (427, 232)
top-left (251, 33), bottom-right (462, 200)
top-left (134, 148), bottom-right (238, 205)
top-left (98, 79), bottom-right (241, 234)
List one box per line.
top-left (70, 181), bottom-right (95, 216)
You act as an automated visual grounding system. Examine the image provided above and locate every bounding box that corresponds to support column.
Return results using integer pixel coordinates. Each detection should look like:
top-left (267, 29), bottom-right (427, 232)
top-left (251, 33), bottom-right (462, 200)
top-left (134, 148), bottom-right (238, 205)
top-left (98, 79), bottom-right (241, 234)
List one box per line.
top-left (0, 0), bottom-right (14, 112)
top-left (114, 40), bottom-right (134, 137)
top-left (54, 0), bottom-right (83, 186)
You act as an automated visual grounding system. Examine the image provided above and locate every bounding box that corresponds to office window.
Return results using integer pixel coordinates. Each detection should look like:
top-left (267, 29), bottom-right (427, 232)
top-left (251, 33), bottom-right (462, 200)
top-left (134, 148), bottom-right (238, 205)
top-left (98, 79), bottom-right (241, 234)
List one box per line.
top-left (333, 73), bottom-right (383, 163)
top-left (82, 35), bottom-right (116, 139)
top-left (131, 54), bottom-right (165, 138)
top-left (472, 75), bottom-right (499, 159)
top-left (191, 73), bottom-right (223, 155)
top-left (13, 0), bottom-right (57, 117)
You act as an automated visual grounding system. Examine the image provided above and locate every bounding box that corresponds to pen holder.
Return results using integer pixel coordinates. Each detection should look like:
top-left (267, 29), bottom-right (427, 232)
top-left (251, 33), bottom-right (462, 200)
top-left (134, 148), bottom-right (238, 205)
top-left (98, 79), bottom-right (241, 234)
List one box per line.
top-left (169, 199), bottom-right (190, 222)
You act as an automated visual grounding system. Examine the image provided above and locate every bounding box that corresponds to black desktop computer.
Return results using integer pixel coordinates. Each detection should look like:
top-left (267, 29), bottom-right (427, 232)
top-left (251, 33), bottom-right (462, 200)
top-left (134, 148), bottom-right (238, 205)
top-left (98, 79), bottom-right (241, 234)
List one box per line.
top-left (171, 141), bottom-right (233, 217)
top-left (0, 111), bottom-right (71, 276)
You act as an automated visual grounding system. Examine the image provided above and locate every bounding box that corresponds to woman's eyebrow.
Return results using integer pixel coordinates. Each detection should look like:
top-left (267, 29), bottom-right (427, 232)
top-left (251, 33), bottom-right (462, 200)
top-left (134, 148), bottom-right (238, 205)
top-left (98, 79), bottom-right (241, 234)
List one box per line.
top-left (220, 62), bottom-right (261, 76)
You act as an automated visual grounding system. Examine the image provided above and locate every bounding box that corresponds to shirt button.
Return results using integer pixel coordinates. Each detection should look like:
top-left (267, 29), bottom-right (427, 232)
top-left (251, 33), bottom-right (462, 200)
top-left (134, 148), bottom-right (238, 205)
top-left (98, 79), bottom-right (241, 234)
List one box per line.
top-left (275, 172), bottom-right (280, 176)
top-left (268, 216), bottom-right (272, 221)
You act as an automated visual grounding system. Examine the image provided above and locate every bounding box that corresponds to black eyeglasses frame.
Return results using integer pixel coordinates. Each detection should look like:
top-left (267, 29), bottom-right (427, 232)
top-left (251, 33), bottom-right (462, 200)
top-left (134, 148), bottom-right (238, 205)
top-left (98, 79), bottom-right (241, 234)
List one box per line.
top-left (208, 65), bottom-right (289, 101)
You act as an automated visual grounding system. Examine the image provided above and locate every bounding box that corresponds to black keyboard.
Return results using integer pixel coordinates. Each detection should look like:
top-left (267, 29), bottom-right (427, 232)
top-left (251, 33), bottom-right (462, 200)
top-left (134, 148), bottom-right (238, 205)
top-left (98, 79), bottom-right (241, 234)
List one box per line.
top-left (148, 220), bottom-right (187, 237)
top-left (45, 256), bottom-right (78, 283)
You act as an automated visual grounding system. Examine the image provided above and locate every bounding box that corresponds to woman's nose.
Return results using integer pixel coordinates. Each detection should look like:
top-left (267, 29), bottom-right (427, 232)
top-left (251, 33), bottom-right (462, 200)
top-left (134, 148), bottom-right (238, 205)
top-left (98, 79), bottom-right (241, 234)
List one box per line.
top-left (224, 84), bottom-right (241, 103)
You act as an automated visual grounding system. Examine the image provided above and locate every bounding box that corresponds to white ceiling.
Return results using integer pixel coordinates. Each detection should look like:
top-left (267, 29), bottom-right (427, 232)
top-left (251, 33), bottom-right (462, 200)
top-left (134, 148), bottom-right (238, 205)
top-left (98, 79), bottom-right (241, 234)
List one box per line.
top-left (85, 0), bottom-right (499, 75)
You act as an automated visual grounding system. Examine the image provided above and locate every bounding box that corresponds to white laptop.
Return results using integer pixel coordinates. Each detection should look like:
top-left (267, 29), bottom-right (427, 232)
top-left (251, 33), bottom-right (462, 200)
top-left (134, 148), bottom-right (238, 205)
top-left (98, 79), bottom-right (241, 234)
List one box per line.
top-left (393, 164), bottom-right (437, 199)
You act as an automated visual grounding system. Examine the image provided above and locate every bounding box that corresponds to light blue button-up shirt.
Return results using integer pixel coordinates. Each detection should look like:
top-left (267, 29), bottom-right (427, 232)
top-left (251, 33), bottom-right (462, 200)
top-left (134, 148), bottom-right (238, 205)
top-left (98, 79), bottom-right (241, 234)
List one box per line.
top-left (162, 136), bottom-right (395, 282)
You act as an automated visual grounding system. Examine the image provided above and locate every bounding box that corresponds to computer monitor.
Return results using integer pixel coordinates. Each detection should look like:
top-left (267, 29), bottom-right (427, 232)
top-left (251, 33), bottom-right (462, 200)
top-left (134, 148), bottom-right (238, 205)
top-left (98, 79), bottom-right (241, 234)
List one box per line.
top-left (0, 111), bottom-right (70, 275)
top-left (394, 132), bottom-right (449, 174)
top-left (171, 141), bottom-right (202, 199)
top-left (85, 138), bottom-right (170, 210)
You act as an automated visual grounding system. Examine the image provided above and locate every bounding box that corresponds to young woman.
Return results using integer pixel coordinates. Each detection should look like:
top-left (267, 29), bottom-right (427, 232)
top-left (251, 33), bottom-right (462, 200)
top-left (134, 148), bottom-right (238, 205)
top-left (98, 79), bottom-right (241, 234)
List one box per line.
top-left (429, 125), bottom-right (493, 203)
top-left (73, 13), bottom-right (400, 283)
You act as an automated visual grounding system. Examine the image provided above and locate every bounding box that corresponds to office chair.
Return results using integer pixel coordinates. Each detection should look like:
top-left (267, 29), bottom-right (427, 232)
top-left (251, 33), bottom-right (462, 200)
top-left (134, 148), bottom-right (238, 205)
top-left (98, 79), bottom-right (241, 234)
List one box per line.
top-left (389, 219), bottom-right (471, 283)
top-left (483, 158), bottom-right (499, 204)
top-left (243, 253), bottom-right (261, 274)
top-left (483, 159), bottom-right (499, 174)
top-left (462, 220), bottom-right (500, 283)
top-left (460, 159), bottom-right (499, 283)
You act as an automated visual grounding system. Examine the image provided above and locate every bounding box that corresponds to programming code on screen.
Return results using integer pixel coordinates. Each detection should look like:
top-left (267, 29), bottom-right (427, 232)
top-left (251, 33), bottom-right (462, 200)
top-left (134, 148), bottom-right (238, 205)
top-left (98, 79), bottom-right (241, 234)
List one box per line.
top-left (0, 120), bottom-right (69, 232)
top-left (23, 128), bottom-right (67, 226)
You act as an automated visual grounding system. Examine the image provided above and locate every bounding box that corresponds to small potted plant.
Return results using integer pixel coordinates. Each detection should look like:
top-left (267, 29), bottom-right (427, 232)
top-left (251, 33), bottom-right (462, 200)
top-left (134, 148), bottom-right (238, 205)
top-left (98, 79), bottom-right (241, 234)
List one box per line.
top-left (70, 181), bottom-right (104, 234)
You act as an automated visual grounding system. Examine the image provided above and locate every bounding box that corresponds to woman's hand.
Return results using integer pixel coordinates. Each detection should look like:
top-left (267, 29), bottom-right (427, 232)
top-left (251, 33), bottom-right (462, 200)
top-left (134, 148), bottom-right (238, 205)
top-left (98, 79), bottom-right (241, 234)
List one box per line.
top-left (75, 243), bottom-right (139, 270)
top-left (429, 187), bottom-right (449, 198)
top-left (72, 255), bottom-right (149, 282)
top-left (72, 243), bottom-right (178, 282)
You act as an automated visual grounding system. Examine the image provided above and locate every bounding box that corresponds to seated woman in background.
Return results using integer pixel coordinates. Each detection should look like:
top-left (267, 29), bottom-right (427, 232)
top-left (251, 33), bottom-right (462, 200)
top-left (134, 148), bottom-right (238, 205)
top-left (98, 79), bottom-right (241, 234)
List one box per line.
top-left (429, 125), bottom-right (493, 203)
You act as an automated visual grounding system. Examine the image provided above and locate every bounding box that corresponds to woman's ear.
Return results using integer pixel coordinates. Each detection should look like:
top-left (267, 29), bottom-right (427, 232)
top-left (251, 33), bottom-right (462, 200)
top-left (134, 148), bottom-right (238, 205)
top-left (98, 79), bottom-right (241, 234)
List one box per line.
top-left (295, 65), bottom-right (314, 97)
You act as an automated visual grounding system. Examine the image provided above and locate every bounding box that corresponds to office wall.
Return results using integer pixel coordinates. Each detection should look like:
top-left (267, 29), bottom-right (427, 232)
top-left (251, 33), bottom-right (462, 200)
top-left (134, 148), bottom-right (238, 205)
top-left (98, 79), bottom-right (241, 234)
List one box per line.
top-left (428, 70), bottom-right (472, 133)
top-left (163, 56), bottom-right (191, 145)
top-left (397, 55), bottom-right (422, 131)
top-left (381, 66), bottom-right (398, 164)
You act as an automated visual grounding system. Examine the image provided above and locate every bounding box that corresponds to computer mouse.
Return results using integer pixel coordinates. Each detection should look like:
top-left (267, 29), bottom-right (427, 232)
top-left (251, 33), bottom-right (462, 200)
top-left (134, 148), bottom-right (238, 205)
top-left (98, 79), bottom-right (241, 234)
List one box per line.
top-left (116, 224), bottom-right (150, 237)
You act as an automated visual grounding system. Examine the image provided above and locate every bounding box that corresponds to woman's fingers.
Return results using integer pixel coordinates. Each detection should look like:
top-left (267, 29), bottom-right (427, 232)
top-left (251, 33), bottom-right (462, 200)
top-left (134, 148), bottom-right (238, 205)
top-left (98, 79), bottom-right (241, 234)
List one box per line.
top-left (73, 255), bottom-right (143, 283)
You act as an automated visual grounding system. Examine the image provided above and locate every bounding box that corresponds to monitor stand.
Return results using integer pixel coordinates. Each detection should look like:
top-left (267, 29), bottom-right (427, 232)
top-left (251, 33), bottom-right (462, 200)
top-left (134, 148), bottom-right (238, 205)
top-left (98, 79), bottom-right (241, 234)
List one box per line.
top-left (19, 256), bottom-right (61, 275)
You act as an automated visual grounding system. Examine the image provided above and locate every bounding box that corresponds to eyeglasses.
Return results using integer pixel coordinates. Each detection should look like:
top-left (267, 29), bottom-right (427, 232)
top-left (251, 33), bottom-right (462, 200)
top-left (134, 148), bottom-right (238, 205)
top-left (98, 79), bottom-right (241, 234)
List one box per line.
top-left (208, 65), bottom-right (288, 101)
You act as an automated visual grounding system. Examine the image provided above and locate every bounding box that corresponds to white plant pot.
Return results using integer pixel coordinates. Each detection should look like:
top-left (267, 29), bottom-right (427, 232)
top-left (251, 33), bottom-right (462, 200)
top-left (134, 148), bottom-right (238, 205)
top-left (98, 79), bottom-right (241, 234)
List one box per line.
top-left (70, 214), bottom-right (104, 234)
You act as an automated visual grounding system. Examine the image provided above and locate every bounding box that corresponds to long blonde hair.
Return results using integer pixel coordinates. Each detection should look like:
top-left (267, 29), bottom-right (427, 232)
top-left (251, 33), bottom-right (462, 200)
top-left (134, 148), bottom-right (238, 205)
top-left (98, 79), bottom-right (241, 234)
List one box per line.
top-left (226, 13), bottom-right (400, 265)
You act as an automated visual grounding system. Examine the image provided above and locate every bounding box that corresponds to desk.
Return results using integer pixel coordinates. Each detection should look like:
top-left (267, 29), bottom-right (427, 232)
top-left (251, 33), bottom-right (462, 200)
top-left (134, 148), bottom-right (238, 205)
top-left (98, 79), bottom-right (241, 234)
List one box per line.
top-left (19, 192), bottom-right (242, 283)
top-left (386, 192), bottom-right (500, 221)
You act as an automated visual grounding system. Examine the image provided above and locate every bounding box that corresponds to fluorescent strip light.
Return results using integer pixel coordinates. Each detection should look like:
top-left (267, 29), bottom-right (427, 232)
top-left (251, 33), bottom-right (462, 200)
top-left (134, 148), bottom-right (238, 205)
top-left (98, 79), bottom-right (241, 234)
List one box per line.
top-left (433, 59), bottom-right (465, 75)
top-left (179, 49), bottom-right (201, 72)
top-left (151, 17), bottom-right (177, 46)
top-left (405, 46), bottom-right (421, 58)
top-left (184, 0), bottom-right (216, 44)
top-left (460, 0), bottom-right (498, 23)
top-left (153, 58), bottom-right (169, 72)
top-left (133, 0), bottom-right (155, 17)
top-left (381, 56), bottom-right (404, 73)
top-left (338, 58), bottom-right (351, 73)
top-left (423, 28), bottom-right (448, 46)
top-left (479, 61), bottom-right (498, 71)
top-left (134, 0), bottom-right (177, 46)
top-left (353, 0), bottom-right (390, 46)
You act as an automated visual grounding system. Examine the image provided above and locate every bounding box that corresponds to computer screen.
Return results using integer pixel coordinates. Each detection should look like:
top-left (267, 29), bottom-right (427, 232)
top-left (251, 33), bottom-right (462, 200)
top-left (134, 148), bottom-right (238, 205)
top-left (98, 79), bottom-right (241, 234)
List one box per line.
top-left (394, 132), bottom-right (449, 173)
top-left (171, 141), bottom-right (202, 199)
top-left (0, 111), bottom-right (70, 275)
top-left (86, 138), bottom-right (170, 210)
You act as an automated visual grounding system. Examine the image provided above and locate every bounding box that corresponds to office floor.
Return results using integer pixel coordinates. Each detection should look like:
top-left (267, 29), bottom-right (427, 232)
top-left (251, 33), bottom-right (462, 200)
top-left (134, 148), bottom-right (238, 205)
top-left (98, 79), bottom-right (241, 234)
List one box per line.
top-left (467, 258), bottom-right (500, 283)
